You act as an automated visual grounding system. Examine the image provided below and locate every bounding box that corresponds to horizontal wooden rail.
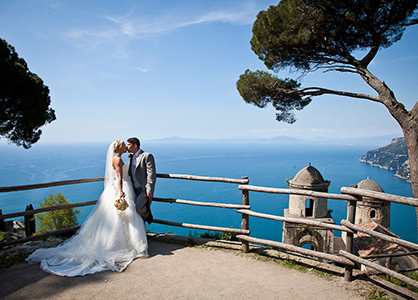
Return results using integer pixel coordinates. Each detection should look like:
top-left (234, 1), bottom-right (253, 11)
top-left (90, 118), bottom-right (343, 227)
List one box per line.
top-left (0, 225), bottom-right (81, 248)
top-left (153, 219), bottom-right (250, 235)
top-left (238, 185), bottom-right (358, 202)
top-left (154, 197), bottom-right (250, 209)
top-left (364, 251), bottom-right (418, 259)
top-left (398, 266), bottom-right (418, 273)
top-left (341, 220), bottom-right (418, 251)
top-left (0, 200), bottom-right (98, 220)
top-left (237, 209), bottom-right (354, 233)
top-left (341, 187), bottom-right (418, 207)
top-left (0, 178), bottom-right (105, 193)
top-left (373, 266), bottom-right (418, 275)
top-left (0, 173), bottom-right (246, 194)
top-left (236, 235), bottom-right (354, 267)
top-left (340, 250), bottom-right (418, 289)
top-left (157, 173), bottom-right (249, 184)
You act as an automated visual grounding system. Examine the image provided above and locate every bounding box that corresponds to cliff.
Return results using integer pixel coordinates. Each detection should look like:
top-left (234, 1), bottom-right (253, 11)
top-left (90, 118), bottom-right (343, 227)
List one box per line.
top-left (359, 137), bottom-right (410, 182)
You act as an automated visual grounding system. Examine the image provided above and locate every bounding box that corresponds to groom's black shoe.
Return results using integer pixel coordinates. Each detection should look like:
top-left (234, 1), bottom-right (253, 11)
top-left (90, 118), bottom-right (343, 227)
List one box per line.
top-left (145, 211), bottom-right (153, 225)
top-left (145, 200), bottom-right (153, 224)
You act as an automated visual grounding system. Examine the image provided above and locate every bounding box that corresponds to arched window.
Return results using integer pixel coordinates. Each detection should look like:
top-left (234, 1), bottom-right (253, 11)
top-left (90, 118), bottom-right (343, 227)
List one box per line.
top-left (370, 209), bottom-right (376, 218)
top-left (302, 243), bottom-right (315, 250)
top-left (305, 199), bottom-right (313, 217)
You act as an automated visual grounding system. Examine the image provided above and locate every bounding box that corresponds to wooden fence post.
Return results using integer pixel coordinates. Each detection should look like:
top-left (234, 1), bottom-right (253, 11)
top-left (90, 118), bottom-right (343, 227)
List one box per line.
top-left (24, 205), bottom-right (29, 236)
top-left (241, 176), bottom-right (250, 253)
top-left (24, 204), bottom-right (36, 237)
top-left (386, 251), bottom-right (393, 280)
top-left (344, 198), bottom-right (358, 281)
top-left (0, 209), bottom-right (4, 232)
top-left (0, 209), bottom-right (4, 231)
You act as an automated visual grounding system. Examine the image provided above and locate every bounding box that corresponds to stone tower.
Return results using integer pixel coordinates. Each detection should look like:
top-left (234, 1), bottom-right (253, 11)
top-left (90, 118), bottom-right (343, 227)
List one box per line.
top-left (282, 165), bottom-right (335, 253)
top-left (354, 178), bottom-right (390, 228)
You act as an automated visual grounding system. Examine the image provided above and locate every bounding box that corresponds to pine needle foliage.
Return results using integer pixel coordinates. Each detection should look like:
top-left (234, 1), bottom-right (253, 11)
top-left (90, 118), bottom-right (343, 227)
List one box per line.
top-left (0, 38), bottom-right (56, 148)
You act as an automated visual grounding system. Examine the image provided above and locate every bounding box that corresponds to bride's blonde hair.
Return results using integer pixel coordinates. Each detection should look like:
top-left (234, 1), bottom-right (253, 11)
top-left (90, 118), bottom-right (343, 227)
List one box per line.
top-left (113, 140), bottom-right (124, 154)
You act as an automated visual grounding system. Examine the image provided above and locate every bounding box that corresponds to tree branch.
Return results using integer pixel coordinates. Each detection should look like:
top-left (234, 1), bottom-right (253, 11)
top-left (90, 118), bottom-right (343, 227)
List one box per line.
top-left (303, 61), bottom-right (359, 77)
top-left (360, 45), bottom-right (380, 67)
top-left (322, 66), bottom-right (358, 74)
top-left (401, 19), bottom-right (418, 26)
top-left (274, 86), bottom-right (382, 103)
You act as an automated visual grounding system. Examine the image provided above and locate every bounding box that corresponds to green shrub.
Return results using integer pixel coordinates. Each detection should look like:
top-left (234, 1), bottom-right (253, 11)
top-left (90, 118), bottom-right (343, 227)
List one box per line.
top-left (0, 231), bottom-right (10, 241)
top-left (199, 231), bottom-right (221, 239)
top-left (220, 230), bottom-right (238, 241)
top-left (388, 271), bottom-right (418, 293)
top-left (196, 228), bottom-right (239, 241)
top-left (36, 193), bottom-right (82, 234)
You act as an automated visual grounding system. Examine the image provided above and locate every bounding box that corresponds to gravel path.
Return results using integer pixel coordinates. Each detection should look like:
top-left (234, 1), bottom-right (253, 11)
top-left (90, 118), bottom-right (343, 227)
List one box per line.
top-left (1, 236), bottom-right (416, 300)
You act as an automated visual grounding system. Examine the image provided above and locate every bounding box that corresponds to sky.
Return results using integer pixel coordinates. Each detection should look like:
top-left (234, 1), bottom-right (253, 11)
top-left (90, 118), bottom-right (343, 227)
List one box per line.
top-left (0, 0), bottom-right (417, 146)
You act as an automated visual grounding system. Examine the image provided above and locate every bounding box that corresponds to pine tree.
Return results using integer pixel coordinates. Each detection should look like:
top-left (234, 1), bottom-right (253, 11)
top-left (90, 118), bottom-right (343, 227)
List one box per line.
top-left (36, 193), bottom-right (82, 234)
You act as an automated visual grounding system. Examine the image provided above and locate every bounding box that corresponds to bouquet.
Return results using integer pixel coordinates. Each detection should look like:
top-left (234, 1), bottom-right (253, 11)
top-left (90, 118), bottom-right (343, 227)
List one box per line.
top-left (114, 197), bottom-right (129, 211)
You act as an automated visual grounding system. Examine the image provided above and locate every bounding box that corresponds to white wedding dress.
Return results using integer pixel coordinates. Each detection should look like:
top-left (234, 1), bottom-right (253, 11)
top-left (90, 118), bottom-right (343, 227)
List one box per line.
top-left (26, 143), bottom-right (148, 277)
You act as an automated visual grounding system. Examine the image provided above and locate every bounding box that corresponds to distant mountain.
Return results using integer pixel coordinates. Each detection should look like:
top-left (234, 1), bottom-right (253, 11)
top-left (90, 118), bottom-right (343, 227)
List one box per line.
top-left (147, 135), bottom-right (396, 146)
top-left (147, 136), bottom-right (304, 143)
top-left (359, 137), bottom-right (410, 182)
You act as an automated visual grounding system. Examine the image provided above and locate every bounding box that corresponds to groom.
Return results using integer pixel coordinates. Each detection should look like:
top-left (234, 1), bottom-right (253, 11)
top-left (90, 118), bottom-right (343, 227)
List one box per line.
top-left (127, 137), bottom-right (156, 224)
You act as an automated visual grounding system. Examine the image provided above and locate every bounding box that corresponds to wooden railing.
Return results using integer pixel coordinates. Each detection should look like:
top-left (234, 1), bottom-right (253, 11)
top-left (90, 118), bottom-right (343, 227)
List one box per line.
top-left (236, 184), bottom-right (418, 288)
top-left (1, 174), bottom-right (418, 289)
top-left (0, 173), bottom-right (250, 250)
top-left (151, 174), bottom-right (250, 251)
top-left (0, 177), bottom-right (105, 193)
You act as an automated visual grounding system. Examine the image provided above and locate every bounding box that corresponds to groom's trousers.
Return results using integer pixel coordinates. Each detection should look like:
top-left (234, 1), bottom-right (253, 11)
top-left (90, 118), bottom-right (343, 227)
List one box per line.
top-left (134, 187), bottom-right (153, 223)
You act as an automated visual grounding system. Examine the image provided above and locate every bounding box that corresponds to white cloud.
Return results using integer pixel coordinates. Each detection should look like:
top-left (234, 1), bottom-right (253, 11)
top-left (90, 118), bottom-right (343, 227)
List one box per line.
top-left (38, 0), bottom-right (66, 14)
top-left (179, 3), bottom-right (260, 27)
top-left (66, 2), bottom-right (262, 49)
top-left (67, 28), bottom-right (119, 50)
top-left (135, 67), bottom-right (149, 73)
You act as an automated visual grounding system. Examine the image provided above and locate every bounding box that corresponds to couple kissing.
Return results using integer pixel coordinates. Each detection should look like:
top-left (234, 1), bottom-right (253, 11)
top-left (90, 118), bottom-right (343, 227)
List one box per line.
top-left (26, 137), bottom-right (156, 277)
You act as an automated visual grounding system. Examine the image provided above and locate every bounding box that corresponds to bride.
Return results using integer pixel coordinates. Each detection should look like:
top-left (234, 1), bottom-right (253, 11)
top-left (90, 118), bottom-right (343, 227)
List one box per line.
top-left (26, 140), bottom-right (148, 276)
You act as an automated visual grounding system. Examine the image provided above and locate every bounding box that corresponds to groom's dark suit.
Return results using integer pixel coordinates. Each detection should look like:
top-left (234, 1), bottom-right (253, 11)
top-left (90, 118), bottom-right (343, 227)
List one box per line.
top-left (129, 150), bottom-right (156, 223)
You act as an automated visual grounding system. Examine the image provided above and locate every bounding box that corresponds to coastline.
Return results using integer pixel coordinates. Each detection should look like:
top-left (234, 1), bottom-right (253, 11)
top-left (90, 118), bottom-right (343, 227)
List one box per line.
top-left (359, 137), bottom-right (410, 183)
top-left (359, 158), bottom-right (411, 183)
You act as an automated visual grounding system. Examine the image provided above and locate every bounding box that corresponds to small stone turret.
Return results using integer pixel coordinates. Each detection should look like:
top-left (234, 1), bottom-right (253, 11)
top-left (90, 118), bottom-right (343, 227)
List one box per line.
top-left (283, 165), bottom-right (334, 254)
top-left (354, 178), bottom-right (390, 228)
top-left (288, 164), bottom-right (330, 218)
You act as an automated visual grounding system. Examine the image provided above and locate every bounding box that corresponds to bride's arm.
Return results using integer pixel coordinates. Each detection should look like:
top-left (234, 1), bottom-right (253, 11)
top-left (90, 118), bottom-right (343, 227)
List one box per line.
top-left (112, 156), bottom-right (125, 199)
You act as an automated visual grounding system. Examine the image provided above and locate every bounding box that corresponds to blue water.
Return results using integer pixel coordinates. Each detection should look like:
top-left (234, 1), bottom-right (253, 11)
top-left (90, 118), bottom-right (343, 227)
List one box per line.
top-left (0, 142), bottom-right (415, 242)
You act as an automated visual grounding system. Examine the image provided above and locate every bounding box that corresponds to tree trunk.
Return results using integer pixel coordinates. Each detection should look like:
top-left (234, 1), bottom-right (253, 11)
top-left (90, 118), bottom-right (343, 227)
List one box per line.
top-left (403, 126), bottom-right (418, 238)
top-left (359, 66), bottom-right (418, 240)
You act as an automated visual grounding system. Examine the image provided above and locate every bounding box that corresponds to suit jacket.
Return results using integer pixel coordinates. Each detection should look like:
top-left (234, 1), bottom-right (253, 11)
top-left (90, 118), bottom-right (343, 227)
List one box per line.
top-left (129, 150), bottom-right (156, 197)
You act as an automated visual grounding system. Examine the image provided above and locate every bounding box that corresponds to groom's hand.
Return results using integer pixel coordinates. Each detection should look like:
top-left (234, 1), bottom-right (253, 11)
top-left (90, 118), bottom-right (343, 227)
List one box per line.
top-left (146, 191), bottom-right (153, 198)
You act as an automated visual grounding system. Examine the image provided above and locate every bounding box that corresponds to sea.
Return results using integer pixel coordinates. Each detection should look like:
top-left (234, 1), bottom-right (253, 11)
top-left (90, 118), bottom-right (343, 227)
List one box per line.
top-left (0, 141), bottom-right (415, 243)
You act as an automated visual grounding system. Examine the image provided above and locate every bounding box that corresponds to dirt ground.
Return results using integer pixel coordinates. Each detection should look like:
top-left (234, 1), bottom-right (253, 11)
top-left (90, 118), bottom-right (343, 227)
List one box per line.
top-left (1, 234), bottom-right (417, 300)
